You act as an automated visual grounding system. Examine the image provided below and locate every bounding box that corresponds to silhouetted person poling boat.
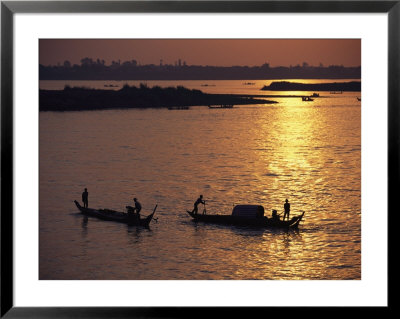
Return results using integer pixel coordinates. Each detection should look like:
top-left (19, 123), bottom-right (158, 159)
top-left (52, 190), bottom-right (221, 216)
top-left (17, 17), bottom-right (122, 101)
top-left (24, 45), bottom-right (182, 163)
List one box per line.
top-left (82, 188), bottom-right (89, 208)
top-left (192, 195), bottom-right (205, 215)
top-left (283, 199), bottom-right (290, 221)
top-left (133, 198), bottom-right (142, 216)
top-left (126, 197), bottom-right (142, 222)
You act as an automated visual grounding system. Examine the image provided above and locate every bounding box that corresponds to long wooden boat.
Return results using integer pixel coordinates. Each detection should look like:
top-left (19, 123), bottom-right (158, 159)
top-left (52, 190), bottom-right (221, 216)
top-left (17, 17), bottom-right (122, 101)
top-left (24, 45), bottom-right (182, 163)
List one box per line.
top-left (186, 205), bottom-right (304, 229)
top-left (208, 104), bottom-right (234, 109)
top-left (74, 200), bottom-right (157, 227)
top-left (168, 106), bottom-right (190, 110)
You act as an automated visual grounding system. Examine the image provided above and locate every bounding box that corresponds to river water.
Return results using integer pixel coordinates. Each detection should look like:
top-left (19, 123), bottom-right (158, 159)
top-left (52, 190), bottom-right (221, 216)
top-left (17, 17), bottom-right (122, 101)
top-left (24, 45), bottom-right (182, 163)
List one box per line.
top-left (39, 80), bottom-right (361, 280)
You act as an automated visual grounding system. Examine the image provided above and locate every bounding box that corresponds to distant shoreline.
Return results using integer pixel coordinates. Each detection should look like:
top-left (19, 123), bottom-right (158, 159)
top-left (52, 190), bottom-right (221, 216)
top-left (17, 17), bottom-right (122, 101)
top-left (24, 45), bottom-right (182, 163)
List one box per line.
top-left (39, 84), bottom-right (278, 112)
top-left (261, 81), bottom-right (361, 92)
top-left (39, 63), bottom-right (361, 81)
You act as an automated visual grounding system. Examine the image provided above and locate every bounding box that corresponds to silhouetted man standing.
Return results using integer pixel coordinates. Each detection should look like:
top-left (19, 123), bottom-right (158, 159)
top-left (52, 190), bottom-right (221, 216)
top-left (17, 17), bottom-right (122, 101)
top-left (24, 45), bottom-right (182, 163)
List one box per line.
top-left (192, 195), bottom-right (205, 215)
top-left (283, 199), bottom-right (290, 221)
top-left (82, 188), bottom-right (89, 208)
top-left (133, 198), bottom-right (142, 216)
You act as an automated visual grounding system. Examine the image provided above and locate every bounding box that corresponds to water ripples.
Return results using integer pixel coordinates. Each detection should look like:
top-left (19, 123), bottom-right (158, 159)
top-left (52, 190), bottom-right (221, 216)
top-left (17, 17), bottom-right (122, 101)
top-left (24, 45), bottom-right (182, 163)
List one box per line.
top-left (39, 95), bottom-right (360, 280)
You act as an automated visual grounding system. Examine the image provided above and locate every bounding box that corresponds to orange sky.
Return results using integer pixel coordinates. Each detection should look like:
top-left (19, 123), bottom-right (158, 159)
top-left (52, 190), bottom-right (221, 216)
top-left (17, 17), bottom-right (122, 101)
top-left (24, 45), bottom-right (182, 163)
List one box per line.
top-left (39, 39), bottom-right (361, 67)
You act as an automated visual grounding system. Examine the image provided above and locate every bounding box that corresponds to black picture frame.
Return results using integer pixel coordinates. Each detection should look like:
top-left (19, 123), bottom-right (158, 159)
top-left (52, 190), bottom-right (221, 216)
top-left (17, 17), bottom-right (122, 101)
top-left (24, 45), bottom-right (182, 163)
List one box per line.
top-left (1, 1), bottom-right (396, 317)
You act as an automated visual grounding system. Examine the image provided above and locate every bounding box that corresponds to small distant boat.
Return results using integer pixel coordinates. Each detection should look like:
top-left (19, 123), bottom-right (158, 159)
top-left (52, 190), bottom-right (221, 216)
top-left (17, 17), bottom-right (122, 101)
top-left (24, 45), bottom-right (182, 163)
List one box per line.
top-left (168, 106), bottom-right (190, 110)
top-left (186, 205), bottom-right (305, 230)
top-left (104, 84), bottom-right (119, 88)
top-left (302, 96), bottom-right (314, 101)
top-left (201, 84), bottom-right (216, 87)
top-left (208, 104), bottom-right (234, 109)
top-left (74, 200), bottom-right (157, 227)
top-left (330, 91), bottom-right (343, 94)
top-left (357, 97), bottom-right (361, 101)
top-left (311, 93), bottom-right (320, 97)
top-left (243, 82), bottom-right (255, 85)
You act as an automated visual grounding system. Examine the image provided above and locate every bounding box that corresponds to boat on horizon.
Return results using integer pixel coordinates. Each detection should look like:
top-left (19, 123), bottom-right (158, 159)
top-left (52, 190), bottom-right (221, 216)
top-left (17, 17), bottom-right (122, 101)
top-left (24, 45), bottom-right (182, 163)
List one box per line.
top-left (74, 200), bottom-right (157, 227)
top-left (302, 96), bottom-right (314, 102)
top-left (208, 104), bottom-right (234, 109)
top-left (186, 205), bottom-right (305, 230)
top-left (168, 106), bottom-right (190, 110)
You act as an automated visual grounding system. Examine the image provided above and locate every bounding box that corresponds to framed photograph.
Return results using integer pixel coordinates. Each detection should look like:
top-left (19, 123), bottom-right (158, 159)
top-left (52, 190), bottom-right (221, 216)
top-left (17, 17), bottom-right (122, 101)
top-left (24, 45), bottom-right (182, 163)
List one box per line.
top-left (1, 1), bottom-right (396, 317)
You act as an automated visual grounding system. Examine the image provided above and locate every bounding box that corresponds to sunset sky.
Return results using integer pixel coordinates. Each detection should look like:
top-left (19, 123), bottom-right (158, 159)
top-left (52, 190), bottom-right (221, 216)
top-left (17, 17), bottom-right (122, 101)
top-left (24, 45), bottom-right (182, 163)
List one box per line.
top-left (39, 39), bottom-right (361, 67)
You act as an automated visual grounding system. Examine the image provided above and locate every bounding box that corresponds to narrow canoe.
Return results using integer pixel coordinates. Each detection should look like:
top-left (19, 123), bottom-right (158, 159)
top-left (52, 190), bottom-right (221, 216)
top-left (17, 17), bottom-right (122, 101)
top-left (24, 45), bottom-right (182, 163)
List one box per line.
top-left (208, 104), bottom-right (234, 109)
top-left (186, 210), bottom-right (304, 229)
top-left (74, 200), bottom-right (157, 227)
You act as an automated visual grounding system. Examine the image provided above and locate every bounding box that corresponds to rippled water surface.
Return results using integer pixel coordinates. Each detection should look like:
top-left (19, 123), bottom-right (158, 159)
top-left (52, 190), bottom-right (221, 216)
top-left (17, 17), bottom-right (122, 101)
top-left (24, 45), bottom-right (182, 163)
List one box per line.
top-left (39, 80), bottom-right (361, 280)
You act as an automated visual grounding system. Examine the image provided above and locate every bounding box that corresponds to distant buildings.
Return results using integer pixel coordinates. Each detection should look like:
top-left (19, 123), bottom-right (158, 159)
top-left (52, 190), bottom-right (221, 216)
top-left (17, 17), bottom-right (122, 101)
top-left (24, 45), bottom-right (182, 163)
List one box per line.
top-left (39, 58), bottom-right (361, 81)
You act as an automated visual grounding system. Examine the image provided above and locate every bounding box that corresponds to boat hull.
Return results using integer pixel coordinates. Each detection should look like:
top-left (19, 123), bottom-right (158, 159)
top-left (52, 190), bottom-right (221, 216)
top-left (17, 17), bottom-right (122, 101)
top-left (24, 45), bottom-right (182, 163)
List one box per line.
top-left (74, 200), bottom-right (156, 227)
top-left (208, 105), bottom-right (234, 109)
top-left (186, 210), bottom-right (304, 229)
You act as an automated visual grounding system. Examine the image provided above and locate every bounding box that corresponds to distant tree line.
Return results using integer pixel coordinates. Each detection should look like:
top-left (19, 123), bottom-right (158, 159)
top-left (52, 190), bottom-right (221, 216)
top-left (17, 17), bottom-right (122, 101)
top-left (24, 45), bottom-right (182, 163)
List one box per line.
top-left (40, 58), bottom-right (361, 80)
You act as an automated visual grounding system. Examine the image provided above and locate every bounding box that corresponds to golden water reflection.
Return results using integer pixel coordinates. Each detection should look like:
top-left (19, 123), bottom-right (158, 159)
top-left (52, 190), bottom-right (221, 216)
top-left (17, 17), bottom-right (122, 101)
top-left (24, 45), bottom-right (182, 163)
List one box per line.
top-left (40, 88), bottom-right (361, 279)
top-left (233, 95), bottom-right (360, 279)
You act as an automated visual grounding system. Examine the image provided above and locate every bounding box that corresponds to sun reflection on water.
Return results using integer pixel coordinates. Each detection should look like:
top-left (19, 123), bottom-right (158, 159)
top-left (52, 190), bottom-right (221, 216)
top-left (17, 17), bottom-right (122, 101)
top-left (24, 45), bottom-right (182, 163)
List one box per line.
top-left (40, 85), bottom-right (361, 279)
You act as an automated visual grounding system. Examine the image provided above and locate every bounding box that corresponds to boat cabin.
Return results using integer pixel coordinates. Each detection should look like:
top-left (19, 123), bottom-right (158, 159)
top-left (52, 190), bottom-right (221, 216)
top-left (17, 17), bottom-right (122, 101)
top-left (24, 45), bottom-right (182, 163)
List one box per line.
top-left (232, 205), bottom-right (264, 219)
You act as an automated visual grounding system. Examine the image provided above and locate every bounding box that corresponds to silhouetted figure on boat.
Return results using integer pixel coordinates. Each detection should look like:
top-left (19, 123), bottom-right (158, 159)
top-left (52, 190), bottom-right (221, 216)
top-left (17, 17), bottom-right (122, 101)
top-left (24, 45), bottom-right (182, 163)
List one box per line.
top-left (271, 209), bottom-right (280, 221)
top-left (133, 198), bottom-right (142, 215)
top-left (283, 199), bottom-right (290, 221)
top-left (192, 195), bottom-right (205, 215)
top-left (126, 197), bottom-right (142, 222)
top-left (82, 188), bottom-right (89, 208)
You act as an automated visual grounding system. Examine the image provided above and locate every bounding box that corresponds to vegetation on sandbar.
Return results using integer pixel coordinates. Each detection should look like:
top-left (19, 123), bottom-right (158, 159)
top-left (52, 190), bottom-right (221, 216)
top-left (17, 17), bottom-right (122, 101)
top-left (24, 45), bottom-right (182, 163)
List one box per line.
top-left (261, 81), bottom-right (361, 91)
top-left (39, 84), bottom-right (277, 111)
